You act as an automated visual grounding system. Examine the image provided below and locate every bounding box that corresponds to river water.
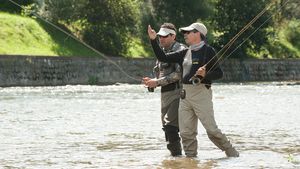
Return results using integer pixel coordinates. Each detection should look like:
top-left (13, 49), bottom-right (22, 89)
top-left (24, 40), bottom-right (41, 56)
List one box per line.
top-left (0, 83), bottom-right (299, 169)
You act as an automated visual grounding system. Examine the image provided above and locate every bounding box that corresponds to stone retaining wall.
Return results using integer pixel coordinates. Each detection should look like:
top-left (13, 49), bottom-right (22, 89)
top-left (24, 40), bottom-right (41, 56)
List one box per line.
top-left (0, 55), bottom-right (299, 86)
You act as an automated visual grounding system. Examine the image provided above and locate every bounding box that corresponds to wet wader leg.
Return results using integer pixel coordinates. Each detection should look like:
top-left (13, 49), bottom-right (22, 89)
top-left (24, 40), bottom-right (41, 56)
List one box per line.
top-left (161, 90), bottom-right (182, 156)
top-left (163, 125), bottom-right (182, 156)
top-left (192, 86), bottom-right (239, 157)
top-left (178, 98), bottom-right (198, 157)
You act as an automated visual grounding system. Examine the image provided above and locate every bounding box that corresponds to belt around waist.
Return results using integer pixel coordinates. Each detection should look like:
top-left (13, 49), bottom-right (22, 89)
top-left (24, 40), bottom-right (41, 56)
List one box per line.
top-left (161, 82), bottom-right (180, 93)
top-left (182, 83), bottom-right (211, 89)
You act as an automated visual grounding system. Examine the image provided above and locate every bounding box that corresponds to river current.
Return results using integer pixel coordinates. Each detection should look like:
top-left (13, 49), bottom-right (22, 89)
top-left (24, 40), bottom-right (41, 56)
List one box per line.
top-left (0, 83), bottom-right (299, 169)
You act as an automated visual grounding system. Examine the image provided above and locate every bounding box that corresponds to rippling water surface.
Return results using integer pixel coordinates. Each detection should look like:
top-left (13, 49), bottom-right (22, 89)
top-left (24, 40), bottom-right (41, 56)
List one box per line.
top-left (0, 83), bottom-right (299, 169)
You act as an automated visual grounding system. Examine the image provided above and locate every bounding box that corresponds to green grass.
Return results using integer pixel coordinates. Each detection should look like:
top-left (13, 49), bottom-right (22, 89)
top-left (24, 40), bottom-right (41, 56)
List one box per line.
top-left (125, 37), bottom-right (153, 58)
top-left (278, 20), bottom-right (300, 57)
top-left (0, 12), bottom-right (152, 58)
top-left (0, 12), bottom-right (100, 57)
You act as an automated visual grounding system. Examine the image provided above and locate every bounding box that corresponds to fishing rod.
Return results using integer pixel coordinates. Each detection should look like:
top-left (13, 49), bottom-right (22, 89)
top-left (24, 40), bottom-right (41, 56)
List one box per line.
top-left (218, 0), bottom-right (290, 66)
top-left (8, 0), bottom-right (141, 83)
top-left (193, 0), bottom-right (291, 85)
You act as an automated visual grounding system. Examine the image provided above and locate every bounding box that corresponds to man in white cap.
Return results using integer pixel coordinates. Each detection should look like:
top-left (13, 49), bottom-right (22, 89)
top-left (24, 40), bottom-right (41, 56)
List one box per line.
top-left (147, 22), bottom-right (239, 158)
top-left (143, 23), bottom-right (186, 156)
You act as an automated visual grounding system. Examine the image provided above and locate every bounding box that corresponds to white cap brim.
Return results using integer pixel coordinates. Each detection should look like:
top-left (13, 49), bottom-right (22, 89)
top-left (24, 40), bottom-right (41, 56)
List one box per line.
top-left (179, 26), bottom-right (194, 32)
top-left (179, 23), bottom-right (207, 36)
top-left (157, 28), bottom-right (176, 36)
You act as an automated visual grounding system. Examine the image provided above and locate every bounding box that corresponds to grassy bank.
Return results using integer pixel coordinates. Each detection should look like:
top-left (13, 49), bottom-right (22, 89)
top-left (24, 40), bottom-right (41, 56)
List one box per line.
top-left (0, 12), bottom-right (99, 57)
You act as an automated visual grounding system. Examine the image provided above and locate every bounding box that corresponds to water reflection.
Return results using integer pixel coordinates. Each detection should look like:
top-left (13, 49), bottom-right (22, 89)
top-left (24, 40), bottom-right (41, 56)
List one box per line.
top-left (0, 83), bottom-right (299, 168)
top-left (160, 158), bottom-right (216, 169)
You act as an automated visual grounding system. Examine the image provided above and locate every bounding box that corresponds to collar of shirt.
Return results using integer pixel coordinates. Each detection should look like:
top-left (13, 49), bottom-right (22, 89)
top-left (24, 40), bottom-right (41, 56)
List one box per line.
top-left (189, 41), bottom-right (205, 51)
top-left (163, 41), bottom-right (177, 52)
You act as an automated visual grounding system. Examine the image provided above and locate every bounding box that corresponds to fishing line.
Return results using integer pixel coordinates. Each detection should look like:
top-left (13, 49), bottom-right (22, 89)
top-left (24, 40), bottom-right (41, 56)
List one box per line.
top-left (218, 1), bottom-right (289, 66)
top-left (204, 1), bottom-right (273, 73)
top-left (204, 0), bottom-right (291, 77)
top-left (216, 0), bottom-right (291, 69)
top-left (8, 0), bottom-right (141, 82)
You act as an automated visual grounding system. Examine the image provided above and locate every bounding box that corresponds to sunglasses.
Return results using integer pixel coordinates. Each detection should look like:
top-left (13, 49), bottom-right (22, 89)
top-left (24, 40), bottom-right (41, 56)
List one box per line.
top-left (182, 30), bottom-right (198, 34)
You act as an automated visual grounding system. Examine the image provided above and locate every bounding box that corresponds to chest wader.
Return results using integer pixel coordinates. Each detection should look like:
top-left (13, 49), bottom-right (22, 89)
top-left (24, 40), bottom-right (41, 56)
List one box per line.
top-left (158, 63), bottom-right (182, 156)
top-left (157, 42), bottom-right (185, 156)
top-left (158, 67), bottom-right (182, 156)
top-left (156, 42), bottom-right (185, 156)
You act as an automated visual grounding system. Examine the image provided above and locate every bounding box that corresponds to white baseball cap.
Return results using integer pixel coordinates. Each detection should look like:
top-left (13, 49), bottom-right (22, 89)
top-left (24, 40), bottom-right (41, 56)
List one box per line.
top-left (157, 27), bottom-right (176, 36)
top-left (179, 22), bottom-right (207, 36)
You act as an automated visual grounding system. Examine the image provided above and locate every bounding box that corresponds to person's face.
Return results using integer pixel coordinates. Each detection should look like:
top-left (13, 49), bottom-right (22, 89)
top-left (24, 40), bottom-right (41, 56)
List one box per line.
top-left (158, 34), bottom-right (175, 49)
top-left (183, 30), bottom-right (200, 45)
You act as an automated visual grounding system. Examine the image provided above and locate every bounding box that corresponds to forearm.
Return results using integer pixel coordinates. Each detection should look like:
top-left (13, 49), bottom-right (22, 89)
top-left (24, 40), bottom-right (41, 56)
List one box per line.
top-left (157, 71), bottom-right (181, 86)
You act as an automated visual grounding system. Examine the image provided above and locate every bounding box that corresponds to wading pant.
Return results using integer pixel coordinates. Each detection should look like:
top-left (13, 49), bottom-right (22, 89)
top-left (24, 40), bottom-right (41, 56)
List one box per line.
top-left (161, 88), bottom-right (181, 127)
top-left (179, 84), bottom-right (232, 157)
top-left (161, 88), bottom-right (182, 156)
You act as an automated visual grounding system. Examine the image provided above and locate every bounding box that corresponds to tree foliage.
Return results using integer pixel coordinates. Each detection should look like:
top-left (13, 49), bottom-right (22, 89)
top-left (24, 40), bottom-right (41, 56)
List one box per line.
top-left (0, 0), bottom-right (35, 13)
top-left (39, 0), bottom-right (141, 56)
top-left (151, 0), bottom-right (212, 27)
top-left (150, 0), bottom-right (213, 42)
top-left (212, 0), bottom-right (273, 58)
top-left (81, 0), bottom-right (141, 56)
top-left (39, 0), bottom-right (86, 23)
top-left (277, 0), bottom-right (300, 20)
top-left (2, 0), bottom-right (298, 58)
